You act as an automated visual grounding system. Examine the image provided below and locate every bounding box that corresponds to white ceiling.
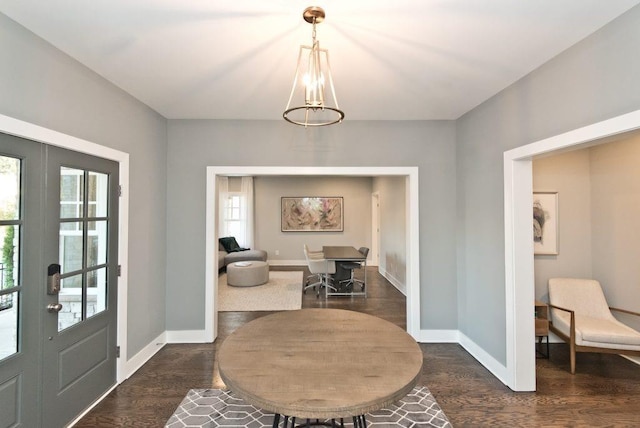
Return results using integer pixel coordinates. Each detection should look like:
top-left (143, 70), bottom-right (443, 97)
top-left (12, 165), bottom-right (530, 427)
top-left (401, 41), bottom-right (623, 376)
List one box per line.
top-left (1, 0), bottom-right (639, 121)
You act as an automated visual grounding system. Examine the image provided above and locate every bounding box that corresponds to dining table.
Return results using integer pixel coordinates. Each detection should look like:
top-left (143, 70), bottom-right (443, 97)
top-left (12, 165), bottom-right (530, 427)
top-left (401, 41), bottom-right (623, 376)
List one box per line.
top-left (322, 246), bottom-right (367, 297)
top-left (217, 308), bottom-right (423, 427)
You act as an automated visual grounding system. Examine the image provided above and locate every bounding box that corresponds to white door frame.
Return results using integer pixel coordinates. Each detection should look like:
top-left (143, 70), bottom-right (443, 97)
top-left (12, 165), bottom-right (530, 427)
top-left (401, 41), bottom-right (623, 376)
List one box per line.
top-left (370, 192), bottom-right (380, 267)
top-left (503, 109), bottom-right (640, 391)
top-left (205, 167), bottom-right (420, 342)
top-left (0, 114), bottom-right (130, 383)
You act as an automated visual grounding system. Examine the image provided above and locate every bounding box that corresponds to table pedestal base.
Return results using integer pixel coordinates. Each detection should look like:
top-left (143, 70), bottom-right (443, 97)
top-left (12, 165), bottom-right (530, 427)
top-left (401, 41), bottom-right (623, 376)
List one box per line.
top-left (273, 414), bottom-right (367, 428)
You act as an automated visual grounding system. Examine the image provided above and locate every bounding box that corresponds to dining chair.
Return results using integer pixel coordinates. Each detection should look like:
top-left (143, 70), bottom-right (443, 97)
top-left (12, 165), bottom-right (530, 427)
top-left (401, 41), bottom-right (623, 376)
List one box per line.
top-left (303, 244), bottom-right (323, 286)
top-left (303, 248), bottom-right (336, 297)
top-left (304, 243), bottom-right (324, 259)
top-left (339, 247), bottom-right (369, 291)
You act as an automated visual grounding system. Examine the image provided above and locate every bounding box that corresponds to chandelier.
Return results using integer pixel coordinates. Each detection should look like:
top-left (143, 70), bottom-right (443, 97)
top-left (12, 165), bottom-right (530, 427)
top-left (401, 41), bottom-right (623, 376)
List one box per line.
top-left (283, 6), bottom-right (345, 127)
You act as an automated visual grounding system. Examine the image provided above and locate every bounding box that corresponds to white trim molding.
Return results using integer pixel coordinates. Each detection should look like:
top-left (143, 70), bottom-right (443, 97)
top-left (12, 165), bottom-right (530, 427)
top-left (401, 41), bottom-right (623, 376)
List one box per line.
top-left (459, 332), bottom-right (509, 385)
top-left (503, 109), bottom-right (640, 391)
top-left (122, 332), bottom-right (166, 380)
top-left (166, 330), bottom-right (208, 343)
top-left (267, 259), bottom-right (307, 266)
top-left (205, 166), bottom-right (421, 343)
top-left (379, 267), bottom-right (406, 296)
top-left (418, 329), bottom-right (459, 343)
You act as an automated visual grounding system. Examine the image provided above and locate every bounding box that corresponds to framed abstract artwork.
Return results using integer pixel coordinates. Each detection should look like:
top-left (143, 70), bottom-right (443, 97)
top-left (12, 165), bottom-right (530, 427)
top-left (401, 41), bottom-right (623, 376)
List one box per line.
top-left (533, 192), bottom-right (558, 255)
top-left (281, 197), bottom-right (343, 232)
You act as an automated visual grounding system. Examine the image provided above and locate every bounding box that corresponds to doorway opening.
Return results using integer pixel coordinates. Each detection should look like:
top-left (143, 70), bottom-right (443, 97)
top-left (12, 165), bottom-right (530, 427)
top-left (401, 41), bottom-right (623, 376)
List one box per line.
top-left (371, 192), bottom-right (380, 267)
top-left (504, 109), bottom-right (640, 391)
top-left (205, 167), bottom-right (420, 342)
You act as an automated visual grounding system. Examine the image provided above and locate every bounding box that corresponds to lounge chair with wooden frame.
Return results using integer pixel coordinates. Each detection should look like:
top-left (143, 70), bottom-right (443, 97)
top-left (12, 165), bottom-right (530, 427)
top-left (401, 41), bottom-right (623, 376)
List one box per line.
top-left (548, 278), bottom-right (640, 374)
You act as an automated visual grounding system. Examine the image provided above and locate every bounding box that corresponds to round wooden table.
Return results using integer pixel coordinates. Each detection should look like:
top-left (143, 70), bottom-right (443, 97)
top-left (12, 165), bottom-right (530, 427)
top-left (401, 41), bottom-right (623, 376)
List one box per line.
top-left (217, 309), bottom-right (423, 427)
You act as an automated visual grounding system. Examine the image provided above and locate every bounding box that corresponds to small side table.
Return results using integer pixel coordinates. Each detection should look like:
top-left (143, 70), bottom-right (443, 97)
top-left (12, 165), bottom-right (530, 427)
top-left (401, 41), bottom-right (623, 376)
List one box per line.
top-left (535, 300), bottom-right (549, 358)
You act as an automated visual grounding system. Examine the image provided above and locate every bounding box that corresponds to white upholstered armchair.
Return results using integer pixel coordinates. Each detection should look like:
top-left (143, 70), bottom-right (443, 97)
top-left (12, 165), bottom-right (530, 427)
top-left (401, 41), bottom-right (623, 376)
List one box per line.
top-left (548, 278), bottom-right (640, 374)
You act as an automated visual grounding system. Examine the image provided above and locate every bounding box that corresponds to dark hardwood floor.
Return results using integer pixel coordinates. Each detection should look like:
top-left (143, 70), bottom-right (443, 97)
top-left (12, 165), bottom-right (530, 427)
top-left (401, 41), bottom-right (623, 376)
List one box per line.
top-left (76, 267), bottom-right (640, 427)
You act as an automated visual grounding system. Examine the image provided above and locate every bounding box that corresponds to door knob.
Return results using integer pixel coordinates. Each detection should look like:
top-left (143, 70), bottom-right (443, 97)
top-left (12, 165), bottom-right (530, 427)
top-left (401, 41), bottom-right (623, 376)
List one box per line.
top-left (47, 303), bottom-right (63, 313)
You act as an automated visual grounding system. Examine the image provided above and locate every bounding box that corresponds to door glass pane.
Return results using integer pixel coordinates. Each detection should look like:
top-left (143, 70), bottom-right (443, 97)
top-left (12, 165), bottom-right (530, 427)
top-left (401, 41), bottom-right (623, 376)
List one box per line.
top-left (87, 267), bottom-right (107, 317)
top-left (1, 225), bottom-right (19, 289)
top-left (59, 222), bottom-right (83, 273)
top-left (60, 167), bottom-right (83, 219)
top-left (0, 292), bottom-right (18, 360)
top-left (0, 154), bottom-right (21, 360)
top-left (57, 168), bottom-right (111, 331)
top-left (87, 221), bottom-right (107, 267)
top-left (88, 171), bottom-right (108, 218)
top-left (0, 156), bottom-right (20, 220)
top-left (59, 275), bottom-right (82, 331)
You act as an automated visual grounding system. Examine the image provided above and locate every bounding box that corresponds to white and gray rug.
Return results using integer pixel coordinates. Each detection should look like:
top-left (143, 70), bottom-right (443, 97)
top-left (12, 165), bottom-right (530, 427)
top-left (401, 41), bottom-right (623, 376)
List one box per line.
top-left (218, 271), bottom-right (303, 312)
top-left (165, 386), bottom-right (452, 428)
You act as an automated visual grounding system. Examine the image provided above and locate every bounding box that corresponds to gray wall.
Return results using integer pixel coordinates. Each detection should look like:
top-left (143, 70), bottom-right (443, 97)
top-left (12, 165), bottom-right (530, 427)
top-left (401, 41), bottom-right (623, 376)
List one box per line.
top-left (457, 5), bottom-right (640, 364)
top-left (373, 177), bottom-right (407, 293)
top-left (254, 176), bottom-right (372, 262)
top-left (166, 120), bottom-right (457, 331)
top-left (6, 1), bottom-right (640, 375)
top-left (533, 136), bottom-right (640, 339)
top-left (590, 136), bottom-right (640, 332)
top-left (0, 13), bottom-right (168, 358)
top-left (533, 150), bottom-right (593, 301)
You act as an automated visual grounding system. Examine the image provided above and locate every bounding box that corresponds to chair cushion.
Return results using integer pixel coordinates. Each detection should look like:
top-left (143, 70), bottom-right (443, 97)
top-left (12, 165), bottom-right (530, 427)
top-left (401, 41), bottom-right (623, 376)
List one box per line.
top-left (549, 278), bottom-right (614, 320)
top-left (224, 249), bottom-right (268, 264)
top-left (553, 314), bottom-right (640, 347)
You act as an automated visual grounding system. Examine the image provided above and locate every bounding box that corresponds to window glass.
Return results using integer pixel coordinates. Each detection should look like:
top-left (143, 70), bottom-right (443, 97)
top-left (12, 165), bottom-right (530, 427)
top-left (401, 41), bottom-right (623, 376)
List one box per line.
top-left (0, 155), bottom-right (21, 360)
top-left (60, 167), bottom-right (84, 219)
top-left (88, 171), bottom-right (108, 218)
top-left (87, 267), bottom-right (107, 317)
top-left (0, 292), bottom-right (18, 360)
top-left (59, 275), bottom-right (82, 331)
top-left (87, 221), bottom-right (107, 267)
top-left (0, 156), bottom-right (20, 221)
top-left (60, 222), bottom-right (83, 274)
top-left (57, 167), bottom-right (111, 331)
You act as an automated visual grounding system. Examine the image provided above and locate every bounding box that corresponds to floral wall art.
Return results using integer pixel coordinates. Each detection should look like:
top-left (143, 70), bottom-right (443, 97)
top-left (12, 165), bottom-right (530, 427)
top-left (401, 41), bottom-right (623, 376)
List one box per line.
top-left (281, 197), bottom-right (343, 232)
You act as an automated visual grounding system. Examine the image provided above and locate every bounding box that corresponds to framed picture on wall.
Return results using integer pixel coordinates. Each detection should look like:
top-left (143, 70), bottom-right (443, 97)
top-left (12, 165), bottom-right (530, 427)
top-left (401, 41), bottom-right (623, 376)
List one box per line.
top-left (533, 191), bottom-right (558, 255)
top-left (281, 197), bottom-right (344, 232)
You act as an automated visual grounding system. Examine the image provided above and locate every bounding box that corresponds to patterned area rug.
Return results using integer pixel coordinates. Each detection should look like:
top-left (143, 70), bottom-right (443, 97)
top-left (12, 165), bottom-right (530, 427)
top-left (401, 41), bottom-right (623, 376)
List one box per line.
top-left (165, 386), bottom-right (452, 427)
top-left (218, 271), bottom-right (303, 312)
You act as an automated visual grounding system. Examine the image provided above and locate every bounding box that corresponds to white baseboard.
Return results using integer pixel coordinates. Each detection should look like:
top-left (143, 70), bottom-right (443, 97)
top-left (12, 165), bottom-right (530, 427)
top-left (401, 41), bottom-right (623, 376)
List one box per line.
top-left (268, 259), bottom-right (306, 266)
top-left (417, 329), bottom-right (509, 388)
top-left (378, 267), bottom-right (406, 296)
top-left (123, 331), bottom-right (167, 380)
top-left (165, 329), bottom-right (208, 343)
top-left (459, 331), bottom-right (509, 386)
top-left (417, 329), bottom-right (459, 342)
top-left (622, 355), bottom-right (640, 366)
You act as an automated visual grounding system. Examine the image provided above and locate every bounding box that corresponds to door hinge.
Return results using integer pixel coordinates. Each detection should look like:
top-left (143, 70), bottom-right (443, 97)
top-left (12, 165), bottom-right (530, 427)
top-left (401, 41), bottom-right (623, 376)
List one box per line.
top-left (118, 184), bottom-right (122, 197)
top-left (117, 265), bottom-right (122, 277)
top-left (116, 346), bottom-right (120, 358)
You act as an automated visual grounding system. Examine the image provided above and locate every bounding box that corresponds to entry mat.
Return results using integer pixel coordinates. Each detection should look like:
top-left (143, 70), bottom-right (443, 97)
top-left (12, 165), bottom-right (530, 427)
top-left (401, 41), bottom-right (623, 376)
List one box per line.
top-left (165, 386), bottom-right (452, 427)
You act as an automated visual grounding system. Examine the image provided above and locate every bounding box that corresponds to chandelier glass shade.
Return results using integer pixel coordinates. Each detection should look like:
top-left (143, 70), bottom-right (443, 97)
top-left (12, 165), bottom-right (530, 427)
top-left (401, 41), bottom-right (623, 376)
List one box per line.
top-left (283, 6), bottom-right (344, 127)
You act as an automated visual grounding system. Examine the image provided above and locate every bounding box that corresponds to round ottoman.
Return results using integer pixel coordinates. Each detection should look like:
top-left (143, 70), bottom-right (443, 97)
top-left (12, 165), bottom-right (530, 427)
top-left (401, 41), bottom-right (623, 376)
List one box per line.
top-left (227, 261), bottom-right (269, 287)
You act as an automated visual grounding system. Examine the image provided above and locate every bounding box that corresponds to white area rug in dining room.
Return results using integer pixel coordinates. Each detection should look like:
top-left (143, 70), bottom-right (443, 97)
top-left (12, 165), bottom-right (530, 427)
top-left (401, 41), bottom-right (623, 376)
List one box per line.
top-left (217, 271), bottom-right (303, 312)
